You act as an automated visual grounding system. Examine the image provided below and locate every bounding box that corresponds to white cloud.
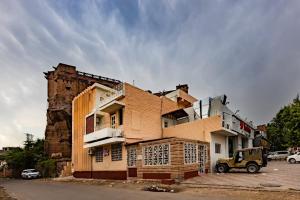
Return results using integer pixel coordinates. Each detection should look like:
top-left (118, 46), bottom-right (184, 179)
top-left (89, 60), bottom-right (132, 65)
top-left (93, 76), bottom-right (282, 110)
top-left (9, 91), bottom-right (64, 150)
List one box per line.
top-left (0, 0), bottom-right (300, 148)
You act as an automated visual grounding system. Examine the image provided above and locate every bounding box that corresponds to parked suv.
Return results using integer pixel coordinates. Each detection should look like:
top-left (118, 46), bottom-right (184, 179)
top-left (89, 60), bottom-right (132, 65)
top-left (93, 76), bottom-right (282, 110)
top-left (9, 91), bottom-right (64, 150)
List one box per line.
top-left (21, 169), bottom-right (40, 179)
top-left (267, 151), bottom-right (289, 161)
top-left (287, 152), bottom-right (300, 164)
top-left (215, 147), bottom-right (268, 173)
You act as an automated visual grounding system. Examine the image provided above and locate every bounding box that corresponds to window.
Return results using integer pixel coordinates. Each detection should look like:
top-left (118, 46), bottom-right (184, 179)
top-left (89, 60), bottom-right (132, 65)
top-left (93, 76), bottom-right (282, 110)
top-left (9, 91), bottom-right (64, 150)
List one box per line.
top-left (95, 147), bottom-right (103, 162)
top-left (111, 114), bottom-right (116, 129)
top-left (96, 115), bottom-right (103, 128)
top-left (119, 109), bottom-right (123, 125)
top-left (215, 143), bottom-right (221, 154)
top-left (198, 144), bottom-right (208, 173)
top-left (111, 143), bottom-right (122, 161)
top-left (86, 114), bottom-right (94, 134)
top-left (127, 146), bottom-right (136, 166)
top-left (143, 144), bottom-right (170, 166)
top-left (164, 121), bottom-right (168, 128)
top-left (184, 143), bottom-right (197, 164)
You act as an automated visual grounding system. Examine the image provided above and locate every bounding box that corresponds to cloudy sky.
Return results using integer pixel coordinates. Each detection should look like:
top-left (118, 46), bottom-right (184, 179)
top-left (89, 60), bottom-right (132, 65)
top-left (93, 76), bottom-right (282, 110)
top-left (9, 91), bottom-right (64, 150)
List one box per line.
top-left (0, 0), bottom-right (300, 148)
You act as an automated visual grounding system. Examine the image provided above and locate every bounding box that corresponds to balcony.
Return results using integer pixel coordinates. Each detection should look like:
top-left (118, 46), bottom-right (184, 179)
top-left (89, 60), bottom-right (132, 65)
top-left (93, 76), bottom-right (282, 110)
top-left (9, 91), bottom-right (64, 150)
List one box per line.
top-left (96, 84), bottom-right (125, 112)
top-left (99, 100), bottom-right (125, 114)
top-left (84, 127), bottom-right (123, 144)
top-left (84, 137), bottom-right (125, 148)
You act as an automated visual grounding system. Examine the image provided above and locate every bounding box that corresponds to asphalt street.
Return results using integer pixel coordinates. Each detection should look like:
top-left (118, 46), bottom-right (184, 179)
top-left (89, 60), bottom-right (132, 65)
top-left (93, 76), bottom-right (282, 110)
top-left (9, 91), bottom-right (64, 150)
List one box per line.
top-left (0, 179), bottom-right (212, 200)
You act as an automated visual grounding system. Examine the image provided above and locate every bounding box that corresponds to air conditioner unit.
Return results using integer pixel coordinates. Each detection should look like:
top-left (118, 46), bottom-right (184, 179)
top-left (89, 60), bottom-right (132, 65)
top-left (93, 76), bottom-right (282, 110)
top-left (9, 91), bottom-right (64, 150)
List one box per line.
top-left (88, 148), bottom-right (94, 155)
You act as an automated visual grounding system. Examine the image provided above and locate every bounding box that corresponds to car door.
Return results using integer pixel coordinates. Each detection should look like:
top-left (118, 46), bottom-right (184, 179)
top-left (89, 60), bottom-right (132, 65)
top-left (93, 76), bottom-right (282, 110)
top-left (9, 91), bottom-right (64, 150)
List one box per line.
top-left (296, 152), bottom-right (300, 161)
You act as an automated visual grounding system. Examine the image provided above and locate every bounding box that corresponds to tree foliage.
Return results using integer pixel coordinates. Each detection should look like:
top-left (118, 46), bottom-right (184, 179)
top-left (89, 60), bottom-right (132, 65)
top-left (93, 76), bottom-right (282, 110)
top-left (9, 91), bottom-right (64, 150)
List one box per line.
top-left (4, 137), bottom-right (56, 178)
top-left (267, 95), bottom-right (300, 150)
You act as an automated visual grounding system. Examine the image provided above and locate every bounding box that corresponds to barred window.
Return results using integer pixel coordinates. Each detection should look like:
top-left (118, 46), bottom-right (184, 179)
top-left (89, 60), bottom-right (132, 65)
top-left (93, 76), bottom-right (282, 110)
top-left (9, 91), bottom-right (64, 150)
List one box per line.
top-left (95, 147), bottom-right (103, 162)
top-left (111, 143), bottom-right (122, 161)
top-left (184, 143), bottom-right (197, 164)
top-left (143, 144), bottom-right (170, 166)
top-left (127, 146), bottom-right (136, 167)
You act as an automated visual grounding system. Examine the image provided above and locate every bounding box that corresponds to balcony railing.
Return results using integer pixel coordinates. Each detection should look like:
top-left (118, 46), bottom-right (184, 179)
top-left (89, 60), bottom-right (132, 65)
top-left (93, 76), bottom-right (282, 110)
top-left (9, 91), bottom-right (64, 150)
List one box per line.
top-left (84, 127), bottom-right (123, 143)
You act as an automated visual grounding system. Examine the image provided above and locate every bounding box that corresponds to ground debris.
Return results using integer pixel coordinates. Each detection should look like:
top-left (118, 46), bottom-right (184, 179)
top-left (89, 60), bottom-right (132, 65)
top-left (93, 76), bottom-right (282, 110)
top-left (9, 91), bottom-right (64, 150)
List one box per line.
top-left (143, 185), bottom-right (176, 193)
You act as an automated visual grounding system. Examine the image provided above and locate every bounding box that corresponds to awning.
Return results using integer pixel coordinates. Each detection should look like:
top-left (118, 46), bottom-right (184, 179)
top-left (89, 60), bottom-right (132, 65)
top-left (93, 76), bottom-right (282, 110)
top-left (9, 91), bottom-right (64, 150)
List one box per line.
top-left (211, 129), bottom-right (238, 136)
top-left (162, 109), bottom-right (188, 119)
top-left (84, 137), bottom-right (125, 148)
top-left (99, 100), bottom-right (125, 114)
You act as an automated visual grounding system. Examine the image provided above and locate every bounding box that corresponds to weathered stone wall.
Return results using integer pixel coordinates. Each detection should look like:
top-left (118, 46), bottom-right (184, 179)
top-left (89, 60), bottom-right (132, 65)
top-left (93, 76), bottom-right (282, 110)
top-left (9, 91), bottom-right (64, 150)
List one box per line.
top-left (44, 63), bottom-right (120, 158)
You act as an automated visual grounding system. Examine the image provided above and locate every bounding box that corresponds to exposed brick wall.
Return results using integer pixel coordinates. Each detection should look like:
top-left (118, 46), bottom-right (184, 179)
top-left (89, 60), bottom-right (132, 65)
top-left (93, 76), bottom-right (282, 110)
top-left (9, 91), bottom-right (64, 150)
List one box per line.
top-left (129, 138), bottom-right (210, 181)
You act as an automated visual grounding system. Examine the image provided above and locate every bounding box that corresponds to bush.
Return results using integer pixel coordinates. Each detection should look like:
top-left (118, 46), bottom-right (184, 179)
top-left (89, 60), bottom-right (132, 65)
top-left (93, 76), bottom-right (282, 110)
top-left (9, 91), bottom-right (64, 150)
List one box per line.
top-left (36, 159), bottom-right (56, 178)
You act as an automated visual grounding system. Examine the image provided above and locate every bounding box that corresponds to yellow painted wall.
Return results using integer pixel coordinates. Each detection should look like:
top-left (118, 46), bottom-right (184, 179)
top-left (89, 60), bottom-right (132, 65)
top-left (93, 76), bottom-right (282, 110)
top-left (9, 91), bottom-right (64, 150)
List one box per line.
top-left (92, 144), bottom-right (127, 171)
top-left (73, 85), bottom-right (129, 172)
top-left (123, 83), bottom-right (179, 143)
top-left (72, 86), bottom-right (96, 171)
top-left (162, 115), bottom-right (223, 142)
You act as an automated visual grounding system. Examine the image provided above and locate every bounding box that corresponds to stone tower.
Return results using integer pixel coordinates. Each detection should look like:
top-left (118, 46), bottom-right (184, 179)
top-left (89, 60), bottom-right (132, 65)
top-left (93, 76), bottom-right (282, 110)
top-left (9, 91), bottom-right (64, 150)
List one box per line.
top-left (44, 63), bottom-right (121, 158)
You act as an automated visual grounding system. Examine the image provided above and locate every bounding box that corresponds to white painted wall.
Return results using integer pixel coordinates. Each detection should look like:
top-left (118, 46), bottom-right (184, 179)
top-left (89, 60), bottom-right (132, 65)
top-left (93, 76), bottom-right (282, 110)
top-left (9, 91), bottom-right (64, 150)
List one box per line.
top-left (210, 133), bottom-right (228, 171)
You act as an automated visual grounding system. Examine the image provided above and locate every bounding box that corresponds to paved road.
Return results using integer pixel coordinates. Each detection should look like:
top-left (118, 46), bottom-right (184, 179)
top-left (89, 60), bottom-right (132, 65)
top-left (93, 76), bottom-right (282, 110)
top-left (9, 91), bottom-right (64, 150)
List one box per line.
top-left (0, 179), bottom-right (217, 200)
top-left (184, 161), bottom-right (300, 190)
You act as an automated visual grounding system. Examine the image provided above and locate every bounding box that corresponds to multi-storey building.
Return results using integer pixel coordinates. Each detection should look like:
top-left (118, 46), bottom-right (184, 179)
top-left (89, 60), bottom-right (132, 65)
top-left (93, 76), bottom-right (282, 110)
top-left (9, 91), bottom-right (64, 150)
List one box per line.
top-left (44, 63), bottom-right (121, 158)
top-left (72, 82), bottom-right (256, 180)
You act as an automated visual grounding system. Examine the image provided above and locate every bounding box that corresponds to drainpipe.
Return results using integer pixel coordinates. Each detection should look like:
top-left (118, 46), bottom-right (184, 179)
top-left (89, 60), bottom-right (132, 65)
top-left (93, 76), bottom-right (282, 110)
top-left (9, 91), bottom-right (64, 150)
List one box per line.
top-left (90, 153), bottom-right (93, 178)
top-left (160, 97), bottom-right (163, 138)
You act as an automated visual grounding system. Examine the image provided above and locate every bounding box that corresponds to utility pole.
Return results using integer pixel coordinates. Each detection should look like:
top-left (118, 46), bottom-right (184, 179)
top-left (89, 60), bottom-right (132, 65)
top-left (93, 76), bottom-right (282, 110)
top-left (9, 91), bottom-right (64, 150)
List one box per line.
top-left (24, 133), bottom-right (34, 150)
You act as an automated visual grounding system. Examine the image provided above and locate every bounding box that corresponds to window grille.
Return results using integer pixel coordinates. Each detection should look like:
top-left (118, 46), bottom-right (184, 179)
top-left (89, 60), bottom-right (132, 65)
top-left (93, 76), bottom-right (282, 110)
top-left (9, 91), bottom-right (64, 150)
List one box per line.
top-left (198, 144), bottom-right (207, 173)
top-left (127, 146), bottom-right (136, 166)
top-left (111, 143), bottom-right (122, 161)
top-left (143, 144), bottom-right (170, 166)
top-left (95, 147), bottom-right (103, 162)
top-left (184, 143), bottom-right (197, 164)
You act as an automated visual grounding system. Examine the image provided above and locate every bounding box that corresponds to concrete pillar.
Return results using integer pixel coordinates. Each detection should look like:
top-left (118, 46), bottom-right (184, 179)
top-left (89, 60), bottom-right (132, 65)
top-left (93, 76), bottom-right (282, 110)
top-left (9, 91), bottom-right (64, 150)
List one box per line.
top-left (248, 138), bottom-right (253, 148)
top-left (225, 136), bottom-right (229, 157)
top-left (237, 135), bottom-right (242, 150)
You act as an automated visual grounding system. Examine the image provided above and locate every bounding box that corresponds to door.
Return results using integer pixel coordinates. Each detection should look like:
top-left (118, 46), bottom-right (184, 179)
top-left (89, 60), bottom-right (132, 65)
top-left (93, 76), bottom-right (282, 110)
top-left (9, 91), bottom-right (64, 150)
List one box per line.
top-left (111, 114), bottom-right (116, 129)
top-left (198, 144), bottom-right (207, 173)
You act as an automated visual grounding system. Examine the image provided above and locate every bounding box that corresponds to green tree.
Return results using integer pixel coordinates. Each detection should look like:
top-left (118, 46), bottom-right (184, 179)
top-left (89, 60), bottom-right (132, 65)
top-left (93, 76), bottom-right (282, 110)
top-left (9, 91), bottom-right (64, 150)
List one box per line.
top-left (4, 137), bottom-right (56, 178)
top-left (267, 95), bottom-right (300, 150)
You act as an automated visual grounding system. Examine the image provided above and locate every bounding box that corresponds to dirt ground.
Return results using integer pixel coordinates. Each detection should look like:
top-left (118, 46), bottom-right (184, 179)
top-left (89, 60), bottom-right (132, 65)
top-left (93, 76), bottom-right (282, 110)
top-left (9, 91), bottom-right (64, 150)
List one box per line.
top-left (0, 186), bottom-right (16, 200)
top-left (183, 161), bottom-right (300, 190)
top-left (1, 178), bottom-right (300, 200)
top-left (182, 188), bottom-right (300, 200)
top-left (45, 178), bottom-right (300, 200)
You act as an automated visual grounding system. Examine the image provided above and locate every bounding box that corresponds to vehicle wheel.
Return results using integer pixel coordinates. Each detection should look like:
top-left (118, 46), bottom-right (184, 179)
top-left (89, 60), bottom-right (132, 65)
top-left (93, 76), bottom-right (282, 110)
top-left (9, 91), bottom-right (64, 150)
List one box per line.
top-left (216, 164), bottom-right (228, 173)
top-left (247, 163), bottom-right (259, 173)
top-left (289, 158), bottom-right (296, 164)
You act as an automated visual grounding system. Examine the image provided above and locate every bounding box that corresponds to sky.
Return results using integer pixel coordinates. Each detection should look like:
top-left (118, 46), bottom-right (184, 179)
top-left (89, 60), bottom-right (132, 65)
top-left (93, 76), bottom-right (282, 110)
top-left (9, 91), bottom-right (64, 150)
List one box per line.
top-left (0, 0), bottom-right (300, 149)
